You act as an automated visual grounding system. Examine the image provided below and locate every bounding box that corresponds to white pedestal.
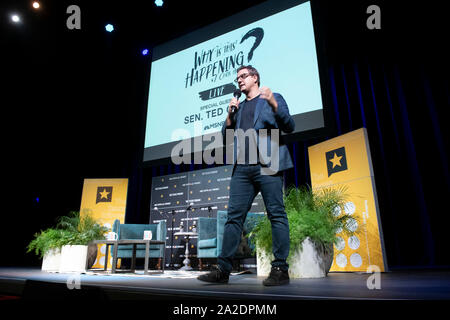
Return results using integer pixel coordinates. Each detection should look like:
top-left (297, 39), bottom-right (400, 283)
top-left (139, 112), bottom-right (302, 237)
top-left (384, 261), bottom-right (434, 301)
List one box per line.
top-left (42, 248), bottom-right (62, 272)
top-left (59, 245), bottom-right (88, 273)
top-left (257, 237), bottom-right (333, 278)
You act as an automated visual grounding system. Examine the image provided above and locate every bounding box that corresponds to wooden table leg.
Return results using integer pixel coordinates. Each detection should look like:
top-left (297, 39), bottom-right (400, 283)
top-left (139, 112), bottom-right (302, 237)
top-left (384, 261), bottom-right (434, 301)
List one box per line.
top-left (161, 241), bottom-right (166, 273)
top-left (104, 244), bottom-right (109, 271)
top-left (131, 244), bottom-right (136, 272)
top-left (112, 242), bottom-right (118, 273)
top-left (144, 241), bottom-right (150, 275)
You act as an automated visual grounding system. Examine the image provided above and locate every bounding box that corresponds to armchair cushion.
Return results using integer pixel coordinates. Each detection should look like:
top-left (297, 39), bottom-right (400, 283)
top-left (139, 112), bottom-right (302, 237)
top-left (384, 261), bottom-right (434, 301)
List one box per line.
top-left (197, 217), bottom-right (217, 240)
top-left (197, 211), bottom-right (264, 259)
top-left (197, 238), bottom-right (217, 249)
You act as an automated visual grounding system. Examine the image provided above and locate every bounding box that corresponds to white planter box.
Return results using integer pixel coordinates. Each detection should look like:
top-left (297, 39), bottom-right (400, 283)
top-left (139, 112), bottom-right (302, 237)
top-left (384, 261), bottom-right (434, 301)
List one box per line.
top-left (257, 237), bottom-right (333, 278)
top-left (42, 248), bottom-right (62, 272)
top-left (59, 245), bottom-right (88, 273)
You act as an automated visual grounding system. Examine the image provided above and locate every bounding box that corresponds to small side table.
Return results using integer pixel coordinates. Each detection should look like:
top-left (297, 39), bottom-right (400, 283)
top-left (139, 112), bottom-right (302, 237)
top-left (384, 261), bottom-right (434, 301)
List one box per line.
top-left (90, 239), bottom-right (166, 275)
top-left (173, 232), bottom-right (197, 271)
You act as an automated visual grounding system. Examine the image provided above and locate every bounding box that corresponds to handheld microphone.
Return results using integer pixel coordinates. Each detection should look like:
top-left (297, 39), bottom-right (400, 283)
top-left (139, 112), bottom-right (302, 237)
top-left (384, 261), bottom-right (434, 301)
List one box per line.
top-left (231, 89), bottom-right (241, 113)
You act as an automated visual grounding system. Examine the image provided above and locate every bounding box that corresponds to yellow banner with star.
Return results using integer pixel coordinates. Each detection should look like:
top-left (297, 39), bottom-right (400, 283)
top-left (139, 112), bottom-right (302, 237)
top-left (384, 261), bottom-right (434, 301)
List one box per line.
top-left (308, 128), bottom-right (387, 272)
top-left (79, 178), bottom-right (128, 269)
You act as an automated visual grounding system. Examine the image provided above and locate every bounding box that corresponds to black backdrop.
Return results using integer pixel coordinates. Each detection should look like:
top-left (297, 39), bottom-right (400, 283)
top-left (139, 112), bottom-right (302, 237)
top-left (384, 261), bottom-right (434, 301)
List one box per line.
top-left (149, 165), bottom-right (265, 268)
top-left (2, 0), bottom-right (448, 270)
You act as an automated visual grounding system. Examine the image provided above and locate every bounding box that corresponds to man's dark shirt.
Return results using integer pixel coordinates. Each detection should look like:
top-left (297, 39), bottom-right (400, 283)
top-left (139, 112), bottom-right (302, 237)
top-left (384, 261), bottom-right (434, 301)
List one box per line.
top-left (238, 95), bottom-right (259, 164)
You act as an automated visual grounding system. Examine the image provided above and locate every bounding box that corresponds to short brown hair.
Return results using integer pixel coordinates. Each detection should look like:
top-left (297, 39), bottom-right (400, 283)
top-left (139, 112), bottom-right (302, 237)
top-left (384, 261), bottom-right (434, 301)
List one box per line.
top-left (237, 65), bottom-right (260, 86)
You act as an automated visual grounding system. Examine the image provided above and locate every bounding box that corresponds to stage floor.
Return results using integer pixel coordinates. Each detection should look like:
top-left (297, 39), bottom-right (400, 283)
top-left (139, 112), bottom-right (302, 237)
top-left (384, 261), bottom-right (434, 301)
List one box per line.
top-left (1, 267), bottom-right (450, 301)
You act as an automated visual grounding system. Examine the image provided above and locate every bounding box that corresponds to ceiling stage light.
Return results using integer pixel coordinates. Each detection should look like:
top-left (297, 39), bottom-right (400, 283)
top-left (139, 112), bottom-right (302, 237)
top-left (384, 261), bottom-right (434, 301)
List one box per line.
top-left (11, 14), bottom-right (21, 23)
top-left (142, 49), bottom-right (149, 56)
top-left (32, 2), bottom-right (40, 9)
top-left (105, 24), bottom-right (114, 32)
top-left (155, 0), bottom-right (164, 7)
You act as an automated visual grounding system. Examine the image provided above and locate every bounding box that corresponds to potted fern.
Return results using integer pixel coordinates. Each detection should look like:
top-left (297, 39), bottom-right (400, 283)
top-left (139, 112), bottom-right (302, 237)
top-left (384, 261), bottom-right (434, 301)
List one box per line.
top-left (249, 185), bottom-right (358, 278)
top-left (27, 211), bottom-right (108, 272)
top-left (27, 228), bottom-right (70, 271)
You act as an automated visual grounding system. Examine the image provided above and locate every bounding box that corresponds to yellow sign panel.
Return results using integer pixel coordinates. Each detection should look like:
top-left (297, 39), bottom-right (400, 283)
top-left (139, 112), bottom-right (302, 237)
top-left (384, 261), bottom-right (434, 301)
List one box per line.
top-left (308, 128), bottom-right (387, 272)
top-left (80, 178), bottom-right (128, 269)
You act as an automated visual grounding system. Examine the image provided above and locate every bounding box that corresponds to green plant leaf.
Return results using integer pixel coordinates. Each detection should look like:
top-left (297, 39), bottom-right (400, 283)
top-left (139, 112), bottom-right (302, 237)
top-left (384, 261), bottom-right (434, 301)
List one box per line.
top-left (27, 210), bottom-right (108, 258)
top-left (249, 185), bottom-right (359, 264)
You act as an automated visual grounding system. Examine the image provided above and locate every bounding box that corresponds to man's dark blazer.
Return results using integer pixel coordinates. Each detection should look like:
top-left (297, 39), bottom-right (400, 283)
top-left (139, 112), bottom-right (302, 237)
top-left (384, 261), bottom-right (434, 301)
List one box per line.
top-left (221, 93), bottom-right (295, 173)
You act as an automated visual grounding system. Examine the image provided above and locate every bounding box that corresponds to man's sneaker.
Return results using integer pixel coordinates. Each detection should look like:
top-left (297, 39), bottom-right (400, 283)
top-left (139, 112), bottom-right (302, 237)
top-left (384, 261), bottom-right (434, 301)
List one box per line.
top-left (197, 266), bottom-right (229, 284)
top-left (262, 267), bottom-right (290, 286)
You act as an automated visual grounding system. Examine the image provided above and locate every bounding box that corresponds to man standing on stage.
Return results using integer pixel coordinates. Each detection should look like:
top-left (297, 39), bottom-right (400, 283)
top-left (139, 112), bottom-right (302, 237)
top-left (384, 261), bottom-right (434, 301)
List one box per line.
top-left (197, 65), bottom-right (295, 286)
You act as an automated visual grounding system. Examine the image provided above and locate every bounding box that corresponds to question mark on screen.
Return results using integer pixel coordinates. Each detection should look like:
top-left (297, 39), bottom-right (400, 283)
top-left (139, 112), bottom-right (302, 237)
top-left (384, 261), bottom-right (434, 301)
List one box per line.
top-left (240, 28), bottom-right (264, 62)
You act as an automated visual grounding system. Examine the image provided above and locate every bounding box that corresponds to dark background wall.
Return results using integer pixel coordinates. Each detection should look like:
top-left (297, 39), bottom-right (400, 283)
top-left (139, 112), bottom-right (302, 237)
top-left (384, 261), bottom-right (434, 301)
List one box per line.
top-left (1, 0), bottom-right (448, 269)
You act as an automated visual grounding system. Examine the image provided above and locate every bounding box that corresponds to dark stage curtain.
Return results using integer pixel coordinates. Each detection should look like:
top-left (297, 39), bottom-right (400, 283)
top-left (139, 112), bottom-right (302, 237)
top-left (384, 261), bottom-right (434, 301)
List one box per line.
top-left (129, 1), bottom-right (449, 270)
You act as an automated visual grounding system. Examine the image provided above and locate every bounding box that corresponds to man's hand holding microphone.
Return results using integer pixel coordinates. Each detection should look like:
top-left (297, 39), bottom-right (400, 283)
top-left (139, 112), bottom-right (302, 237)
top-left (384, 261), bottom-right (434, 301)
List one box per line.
top-left (226, 89), bottom-right (241, 127)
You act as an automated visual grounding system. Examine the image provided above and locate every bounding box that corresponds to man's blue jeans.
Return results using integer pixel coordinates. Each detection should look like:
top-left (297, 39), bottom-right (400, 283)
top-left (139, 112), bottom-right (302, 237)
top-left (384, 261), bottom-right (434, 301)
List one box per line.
top-left (218, 164), bottom-right (290, 273)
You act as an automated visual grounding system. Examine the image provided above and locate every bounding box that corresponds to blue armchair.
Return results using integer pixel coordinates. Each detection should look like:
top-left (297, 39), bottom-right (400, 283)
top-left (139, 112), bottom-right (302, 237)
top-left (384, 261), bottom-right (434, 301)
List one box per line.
top-left (111, 219), bottom-right (167, 269)
top-left (196, 211), bottom-right (264, 270)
